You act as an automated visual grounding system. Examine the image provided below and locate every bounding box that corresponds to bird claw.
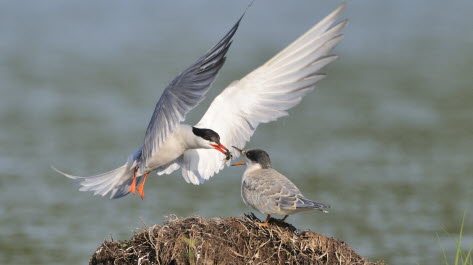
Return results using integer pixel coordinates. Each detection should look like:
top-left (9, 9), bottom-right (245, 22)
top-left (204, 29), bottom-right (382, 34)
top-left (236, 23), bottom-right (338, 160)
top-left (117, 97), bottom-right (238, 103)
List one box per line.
top-left (254, 221), bottom-right (269, 227)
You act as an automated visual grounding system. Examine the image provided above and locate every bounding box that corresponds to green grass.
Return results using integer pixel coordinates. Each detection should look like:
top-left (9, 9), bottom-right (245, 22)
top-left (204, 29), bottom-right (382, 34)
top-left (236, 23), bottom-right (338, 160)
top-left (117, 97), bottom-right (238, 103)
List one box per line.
top-left (438, 213), bottom-right (473, 265)
top-left (181, 236), bottom-right (196, 265)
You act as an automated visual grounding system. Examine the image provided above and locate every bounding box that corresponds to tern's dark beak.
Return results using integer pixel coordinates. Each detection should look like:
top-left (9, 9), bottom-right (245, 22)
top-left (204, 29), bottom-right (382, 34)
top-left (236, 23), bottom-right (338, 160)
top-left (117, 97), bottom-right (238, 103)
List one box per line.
top-left (231, 146), bottom-right (246, 166)
top-left (232, 146), bottom-right (244, 155)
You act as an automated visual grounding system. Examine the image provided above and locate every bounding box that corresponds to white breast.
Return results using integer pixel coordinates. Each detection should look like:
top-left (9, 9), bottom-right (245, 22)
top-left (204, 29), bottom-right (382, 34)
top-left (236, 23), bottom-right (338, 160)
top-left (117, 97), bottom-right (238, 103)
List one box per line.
top-left (141, 125), bottom-right (191, 172)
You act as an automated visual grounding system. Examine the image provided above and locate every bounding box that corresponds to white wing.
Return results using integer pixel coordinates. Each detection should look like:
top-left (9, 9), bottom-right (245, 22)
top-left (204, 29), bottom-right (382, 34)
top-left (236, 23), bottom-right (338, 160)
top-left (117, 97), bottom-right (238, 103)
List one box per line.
top-left (140, 17), bottom-right (241, 170)
top-left (178, 4), bottom-right (348, 184)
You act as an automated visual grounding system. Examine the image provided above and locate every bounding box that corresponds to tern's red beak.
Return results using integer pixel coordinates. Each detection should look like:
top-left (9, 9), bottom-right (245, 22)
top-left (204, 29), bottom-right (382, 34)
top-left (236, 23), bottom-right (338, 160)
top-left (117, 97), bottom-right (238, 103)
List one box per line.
top-left (210, 144), bottom-right (229, 155)
top-left (231, 161), bottom-right (246, 166)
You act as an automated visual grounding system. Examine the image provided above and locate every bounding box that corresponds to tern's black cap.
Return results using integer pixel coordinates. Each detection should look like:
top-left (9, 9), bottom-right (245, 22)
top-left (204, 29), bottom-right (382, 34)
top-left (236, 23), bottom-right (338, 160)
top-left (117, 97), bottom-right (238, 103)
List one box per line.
top-left (192, 127), bottom-right (221, 144)
top-left (245, 149), bottom-right (272, 169)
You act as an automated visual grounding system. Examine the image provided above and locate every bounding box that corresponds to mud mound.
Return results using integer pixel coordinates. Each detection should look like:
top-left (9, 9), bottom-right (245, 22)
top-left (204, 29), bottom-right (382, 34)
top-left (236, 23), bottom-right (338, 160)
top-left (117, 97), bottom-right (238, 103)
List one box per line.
top-left (90, 214), bottom-right (381, 265)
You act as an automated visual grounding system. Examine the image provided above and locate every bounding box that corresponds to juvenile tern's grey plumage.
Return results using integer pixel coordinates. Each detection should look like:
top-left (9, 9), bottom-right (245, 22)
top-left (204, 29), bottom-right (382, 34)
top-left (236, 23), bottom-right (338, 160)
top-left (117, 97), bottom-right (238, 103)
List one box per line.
top-left (232, 147), bottom-right (330, 226)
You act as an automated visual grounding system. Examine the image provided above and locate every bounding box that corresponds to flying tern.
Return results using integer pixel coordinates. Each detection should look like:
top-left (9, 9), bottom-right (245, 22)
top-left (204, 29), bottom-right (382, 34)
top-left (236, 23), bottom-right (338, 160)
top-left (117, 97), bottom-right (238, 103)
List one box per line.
top-left (54, 4), bottom-right (347, 200)
top-left (54, 14), bottom-right (240, 199)
top-left (232, 147), bottom-right (330, 226)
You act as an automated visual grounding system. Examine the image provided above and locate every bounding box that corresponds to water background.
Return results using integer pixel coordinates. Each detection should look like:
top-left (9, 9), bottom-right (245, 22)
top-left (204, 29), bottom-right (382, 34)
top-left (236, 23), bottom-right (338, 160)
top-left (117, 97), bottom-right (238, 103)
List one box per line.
top-left (1, 1), bottom-right (472, 264)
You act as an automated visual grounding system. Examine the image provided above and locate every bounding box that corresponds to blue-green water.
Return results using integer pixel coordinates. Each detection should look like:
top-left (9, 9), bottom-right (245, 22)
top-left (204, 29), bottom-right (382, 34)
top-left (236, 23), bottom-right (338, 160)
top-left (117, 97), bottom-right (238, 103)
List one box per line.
top-left (1, 1), bottom-right (472, 264)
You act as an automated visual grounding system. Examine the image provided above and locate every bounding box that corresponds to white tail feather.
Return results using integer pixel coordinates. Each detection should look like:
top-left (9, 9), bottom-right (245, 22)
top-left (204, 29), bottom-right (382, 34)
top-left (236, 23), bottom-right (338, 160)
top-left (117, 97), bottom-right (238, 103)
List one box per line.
top-left (53, 148), bottom-right (142, 199)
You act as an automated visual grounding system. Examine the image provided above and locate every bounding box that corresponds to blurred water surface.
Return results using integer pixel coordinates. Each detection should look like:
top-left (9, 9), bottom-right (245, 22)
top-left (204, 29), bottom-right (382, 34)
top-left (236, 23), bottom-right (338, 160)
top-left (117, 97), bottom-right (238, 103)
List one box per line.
top-left (1, 1), bottom-right (473, 264)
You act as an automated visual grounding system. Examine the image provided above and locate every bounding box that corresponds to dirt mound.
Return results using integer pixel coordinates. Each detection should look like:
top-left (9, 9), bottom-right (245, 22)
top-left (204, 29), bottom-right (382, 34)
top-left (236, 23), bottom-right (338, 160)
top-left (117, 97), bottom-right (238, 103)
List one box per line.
top-left (90, 214), bottom-right (381, 265)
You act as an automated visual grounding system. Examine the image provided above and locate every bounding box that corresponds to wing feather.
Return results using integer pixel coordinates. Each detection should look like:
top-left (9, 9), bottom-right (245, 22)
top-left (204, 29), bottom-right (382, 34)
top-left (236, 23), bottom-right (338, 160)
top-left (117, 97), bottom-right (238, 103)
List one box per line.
top-left (178, 4), bottom-right (347, 184)
top-left (140, 16), bottom-right (242, 169)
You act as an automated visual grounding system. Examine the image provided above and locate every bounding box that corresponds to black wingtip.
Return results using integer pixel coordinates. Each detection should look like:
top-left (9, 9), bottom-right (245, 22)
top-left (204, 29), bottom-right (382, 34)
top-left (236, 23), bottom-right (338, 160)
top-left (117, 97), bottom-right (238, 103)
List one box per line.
top-left (244, 0), bottom-right (257, 16)
top-left (215, 0), bottom-right (255, 48)
top-left (234, 0), bottom-right (256, 29)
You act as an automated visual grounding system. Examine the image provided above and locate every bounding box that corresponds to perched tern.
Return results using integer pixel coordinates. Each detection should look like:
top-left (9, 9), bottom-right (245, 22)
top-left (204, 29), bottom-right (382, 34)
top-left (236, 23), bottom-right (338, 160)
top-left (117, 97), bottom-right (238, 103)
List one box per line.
top-left (232, 147), bottom-right (330, 226)
top-left (54, 4), bottom-right (347, 200)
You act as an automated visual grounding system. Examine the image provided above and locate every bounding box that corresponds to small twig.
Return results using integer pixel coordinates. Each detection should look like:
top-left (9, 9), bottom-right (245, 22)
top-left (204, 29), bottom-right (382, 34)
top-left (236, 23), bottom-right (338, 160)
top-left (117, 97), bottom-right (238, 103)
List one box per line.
top-left (139, 216), bottom-right (149, 229)
top-left (229, 248), bottom-right (247, 258)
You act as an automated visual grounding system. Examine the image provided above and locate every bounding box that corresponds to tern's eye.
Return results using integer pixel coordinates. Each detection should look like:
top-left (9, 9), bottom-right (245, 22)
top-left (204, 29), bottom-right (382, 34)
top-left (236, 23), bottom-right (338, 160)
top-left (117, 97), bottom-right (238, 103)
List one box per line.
top-left (246, 151), bottom-right (255, 161)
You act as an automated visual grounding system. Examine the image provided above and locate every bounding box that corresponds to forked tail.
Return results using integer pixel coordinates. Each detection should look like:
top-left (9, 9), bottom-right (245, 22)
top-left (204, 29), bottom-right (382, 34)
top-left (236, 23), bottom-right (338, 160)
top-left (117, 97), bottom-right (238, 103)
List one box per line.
top-left (297, 197), bottom-right (331, 213)
top-left (52, 148), bottom-right (143, 199)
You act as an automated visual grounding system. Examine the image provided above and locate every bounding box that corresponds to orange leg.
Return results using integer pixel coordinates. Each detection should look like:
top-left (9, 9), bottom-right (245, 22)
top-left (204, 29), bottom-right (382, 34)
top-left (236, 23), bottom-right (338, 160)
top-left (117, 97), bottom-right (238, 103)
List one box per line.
top-left (137, 173), bottom-right (149, 199)
top-left (129, 167), bottom-right (138, 194)
top-left (255, 214), bottom-right (271, 227)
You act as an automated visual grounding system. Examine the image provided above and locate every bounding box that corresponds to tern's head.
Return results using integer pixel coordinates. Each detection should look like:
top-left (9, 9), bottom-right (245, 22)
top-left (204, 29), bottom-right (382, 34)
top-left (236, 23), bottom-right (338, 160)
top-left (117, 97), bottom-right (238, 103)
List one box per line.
top-left (192, 127), bottom-right (229, 155)
top-left (231, 147), bottom-right (272, 169)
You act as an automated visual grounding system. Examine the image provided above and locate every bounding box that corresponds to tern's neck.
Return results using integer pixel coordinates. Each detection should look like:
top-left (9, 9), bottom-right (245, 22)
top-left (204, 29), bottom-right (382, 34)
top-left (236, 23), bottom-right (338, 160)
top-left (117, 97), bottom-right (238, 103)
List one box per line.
top-left (178, 124), bottom-right (210, 150)
top-left (243, 162), bottom-right (263, 177)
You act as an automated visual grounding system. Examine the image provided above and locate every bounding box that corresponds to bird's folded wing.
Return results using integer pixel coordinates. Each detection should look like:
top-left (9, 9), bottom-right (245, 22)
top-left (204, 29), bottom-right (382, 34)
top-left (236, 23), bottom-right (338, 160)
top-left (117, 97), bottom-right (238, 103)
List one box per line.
top-left (179, 4), bottom-right (348, 184)
top-left (140, 16), bottom-right (242, 169)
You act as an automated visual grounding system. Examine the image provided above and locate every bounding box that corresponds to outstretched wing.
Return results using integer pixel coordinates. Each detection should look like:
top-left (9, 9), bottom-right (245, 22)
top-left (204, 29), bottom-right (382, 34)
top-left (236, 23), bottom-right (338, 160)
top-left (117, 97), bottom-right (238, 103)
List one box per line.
top-left (140, 16), bottom-right (242, 169)
top-left (179, 4), bottom-right (348, 184)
